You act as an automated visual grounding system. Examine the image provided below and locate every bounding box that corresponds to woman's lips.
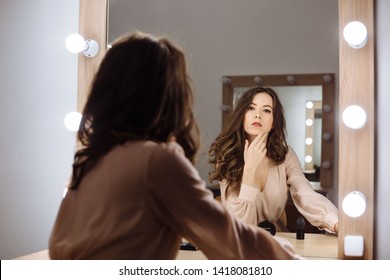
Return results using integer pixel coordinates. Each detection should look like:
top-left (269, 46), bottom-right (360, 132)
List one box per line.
top-left (252, 122), bottom-right (262, 127)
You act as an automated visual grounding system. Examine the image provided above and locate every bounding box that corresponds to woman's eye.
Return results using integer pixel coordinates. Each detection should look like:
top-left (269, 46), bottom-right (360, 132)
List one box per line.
top-left (248, 106), bottom-right (255, 111)
top-left (264, 109), bottom-right (272, 113)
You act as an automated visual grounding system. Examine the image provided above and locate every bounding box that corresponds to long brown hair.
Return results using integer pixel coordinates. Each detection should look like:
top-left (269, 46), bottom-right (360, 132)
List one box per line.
top-left (69, 32), bottom-right (200, 189)
top-left (208, 87), bottom-right (288, 186)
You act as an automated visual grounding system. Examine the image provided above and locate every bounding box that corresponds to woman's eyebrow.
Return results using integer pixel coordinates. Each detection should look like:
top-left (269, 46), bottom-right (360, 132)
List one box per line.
top-left (250, 102), bottom-right (273, 108)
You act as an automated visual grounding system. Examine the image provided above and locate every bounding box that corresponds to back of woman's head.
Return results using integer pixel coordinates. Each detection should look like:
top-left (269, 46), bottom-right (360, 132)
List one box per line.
top-left (72, 32), bottom-right (199, 189)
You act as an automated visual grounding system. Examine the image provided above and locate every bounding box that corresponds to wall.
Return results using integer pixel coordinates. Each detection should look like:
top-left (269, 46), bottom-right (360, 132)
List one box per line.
top-left (0, 0), bottom-right (79, 259)
top-left (109, 0), bottom-right (339, 202)
top-left (376, 0), bottom-right (390, 259)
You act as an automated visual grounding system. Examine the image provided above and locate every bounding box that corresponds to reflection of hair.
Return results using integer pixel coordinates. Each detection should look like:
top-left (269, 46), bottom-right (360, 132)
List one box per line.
top-left (208, 87), bottom-right (288, 186)
top-left (70, 32), bottom-right (200, 189)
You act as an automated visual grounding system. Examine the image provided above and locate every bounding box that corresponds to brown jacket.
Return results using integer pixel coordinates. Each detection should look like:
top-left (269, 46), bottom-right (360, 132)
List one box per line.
top-left (49, 140), bottom-right (302, 260)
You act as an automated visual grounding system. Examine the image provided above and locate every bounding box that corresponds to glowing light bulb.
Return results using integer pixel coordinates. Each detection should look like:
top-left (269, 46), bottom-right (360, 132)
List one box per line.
top-left (342, 105), bottom-right (367, 129)
top-left (65, 34), bottom-right (86, 53)
top-left (343, 21), bottom-right (368, 49)
top-left (342, 191), bottom-right (367, 217)
top-left (64, 111), bottom-right (82, 132)
top-left (306, 119), bottom-right (313, 126)
top-left (305, 138), bottom-right (313, 145)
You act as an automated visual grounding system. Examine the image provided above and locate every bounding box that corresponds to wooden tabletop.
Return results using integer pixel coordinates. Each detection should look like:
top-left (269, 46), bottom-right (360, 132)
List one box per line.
top-left (15, 232), bottom-right (338, 260)
top-left (176, 232), bottom-right (338, 260)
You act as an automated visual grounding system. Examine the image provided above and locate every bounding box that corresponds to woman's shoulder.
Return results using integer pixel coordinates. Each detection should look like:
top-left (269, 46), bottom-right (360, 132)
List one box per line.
top-left (146, 141), bottom-right (200, 185)
top-left (121, 139), bottom-right (183, 153)
top-left (136, 140), bottom-right (188, 168)
top-left (280, 145), bottom-right (300, 166)
top-left (286, 145), bottom-right (298, 158)
top-left (282, 145), bottom-right (304, 173)
top-left (151, 141), bottom-right (185, 158)
top-left (115, 140), bottom-right (185, 165)
top-left (117, 140), bottom-right (190, 176)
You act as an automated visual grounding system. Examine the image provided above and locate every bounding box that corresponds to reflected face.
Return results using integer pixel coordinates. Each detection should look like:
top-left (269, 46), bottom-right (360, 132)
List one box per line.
top-left (244, 92), bottom-right (274, 142)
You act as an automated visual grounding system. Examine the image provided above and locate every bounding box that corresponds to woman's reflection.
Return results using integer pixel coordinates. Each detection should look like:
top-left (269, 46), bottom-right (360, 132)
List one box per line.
top-left (208, 86), bottom-right (339, 233)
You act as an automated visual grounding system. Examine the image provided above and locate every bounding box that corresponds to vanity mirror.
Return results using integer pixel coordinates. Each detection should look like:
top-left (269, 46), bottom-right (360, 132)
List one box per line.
top-left (222, 74), bottom-right (335, 190)
top-left (107, 0), bottom-right (339, 198)
top-left (79, 0), bottom-right (380, 258)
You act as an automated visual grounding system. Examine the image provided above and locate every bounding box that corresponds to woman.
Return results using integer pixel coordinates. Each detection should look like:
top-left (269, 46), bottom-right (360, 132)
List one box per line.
top-left (208, 87), bottom-right (338, 233)
top-left (48, 32), bottom-right (301, 259)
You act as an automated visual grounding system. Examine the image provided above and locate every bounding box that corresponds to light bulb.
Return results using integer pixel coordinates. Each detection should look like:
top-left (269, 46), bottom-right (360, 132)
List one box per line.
top-left (342, 105), bottom-right (367, 129)
top-left (65, 34), bottom-right (86, 53)
top-left (306, 101), bottom-right (314, 109)
top-left (323, 104), bottom-right (332, 113)
top-left (305, 155), bottom-right (312, 163)
top-left (306, 119), bottom-right (313, 126)
top-left (342, 191), bottom-right (367, 217)
top-left (64, 111), bottom-right (82, 132)
top-left (63, 187), bottom-right (68, 198)
top-left (305, 137), bottom-right (313, 145)
top-left (343, 21), bottom-right (368, 49)
top-left (222, 77), bottom-right (231, 85)
top-left (323, 133), bottom-right (332, 141)
top-left (322, 161), bottom-right (332, 169)
top-left (287, 75), bottom-right (296, 84)
top-left (254, 76), bottom-right (263, 85)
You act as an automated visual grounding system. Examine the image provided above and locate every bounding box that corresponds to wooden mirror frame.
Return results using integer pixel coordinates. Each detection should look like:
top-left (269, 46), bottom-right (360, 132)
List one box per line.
top-left (77, 0), bottom-right (108, 113)
top-left (338, 0), bottom-right (374, 259)
top-left (222, 74), bottom-right (336, 190)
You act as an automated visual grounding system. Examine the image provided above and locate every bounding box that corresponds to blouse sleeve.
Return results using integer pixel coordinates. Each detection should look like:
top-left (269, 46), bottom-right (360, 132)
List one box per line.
top-left (220, 180), bottom-right (261, 225)
top-left (285, 148), bottom-right (338, 232)
top-left (147, 142), bottom-right (302, 260)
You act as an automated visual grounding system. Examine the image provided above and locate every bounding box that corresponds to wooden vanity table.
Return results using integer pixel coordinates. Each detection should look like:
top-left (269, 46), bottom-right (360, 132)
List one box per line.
top-left (176, 232), bottom-right (337, 260)
top-left (275, 232), bottom-right (337, 259)
top-left (16, 232), bottom-right (337, 260)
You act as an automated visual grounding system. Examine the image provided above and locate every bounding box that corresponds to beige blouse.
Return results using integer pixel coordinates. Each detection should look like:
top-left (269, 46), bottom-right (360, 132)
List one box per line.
top-left (49, 140), bottom-right (302, 260)
top-left (220, 147), bottom-right (338, 232)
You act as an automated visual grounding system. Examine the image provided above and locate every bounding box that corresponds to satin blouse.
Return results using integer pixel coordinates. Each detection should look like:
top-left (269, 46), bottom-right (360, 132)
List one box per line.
top-left (220, 147), bottom-right (338, 232)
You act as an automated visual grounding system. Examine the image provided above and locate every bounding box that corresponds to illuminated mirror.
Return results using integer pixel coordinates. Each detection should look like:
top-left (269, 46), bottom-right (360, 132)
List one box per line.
top-left (304, 100), bottom-right (322, 173)
top-left (104, 0), bottom-right (340, 259)
top-left (222, 74), bottom-right (335, 190)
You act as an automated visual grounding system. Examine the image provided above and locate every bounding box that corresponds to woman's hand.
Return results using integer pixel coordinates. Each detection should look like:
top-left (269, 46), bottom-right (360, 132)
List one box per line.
top-left (242, 132), bottom-right (268, 186)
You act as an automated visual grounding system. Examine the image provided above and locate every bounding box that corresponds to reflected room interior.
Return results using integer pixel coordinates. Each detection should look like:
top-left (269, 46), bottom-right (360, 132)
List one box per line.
top-left (106, 0), bottom-right (340, 258)
top-left (221, 74), bottom-right (335, 234)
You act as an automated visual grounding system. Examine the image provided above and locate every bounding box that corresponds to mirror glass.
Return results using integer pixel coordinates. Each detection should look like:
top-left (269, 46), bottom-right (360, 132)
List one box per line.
top-left (107, 0), bottom-right (339, 258)
top-left (108, 0), bottom-right (338, 188)
top-left (304, 99), bottom-right (322, 176)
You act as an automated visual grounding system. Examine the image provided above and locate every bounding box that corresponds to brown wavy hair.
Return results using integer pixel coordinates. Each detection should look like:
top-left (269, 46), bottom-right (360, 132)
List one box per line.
top-left (208, 87), bottom-right (288, 187)
top-left (69, 32), bottom-right (200, 189)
